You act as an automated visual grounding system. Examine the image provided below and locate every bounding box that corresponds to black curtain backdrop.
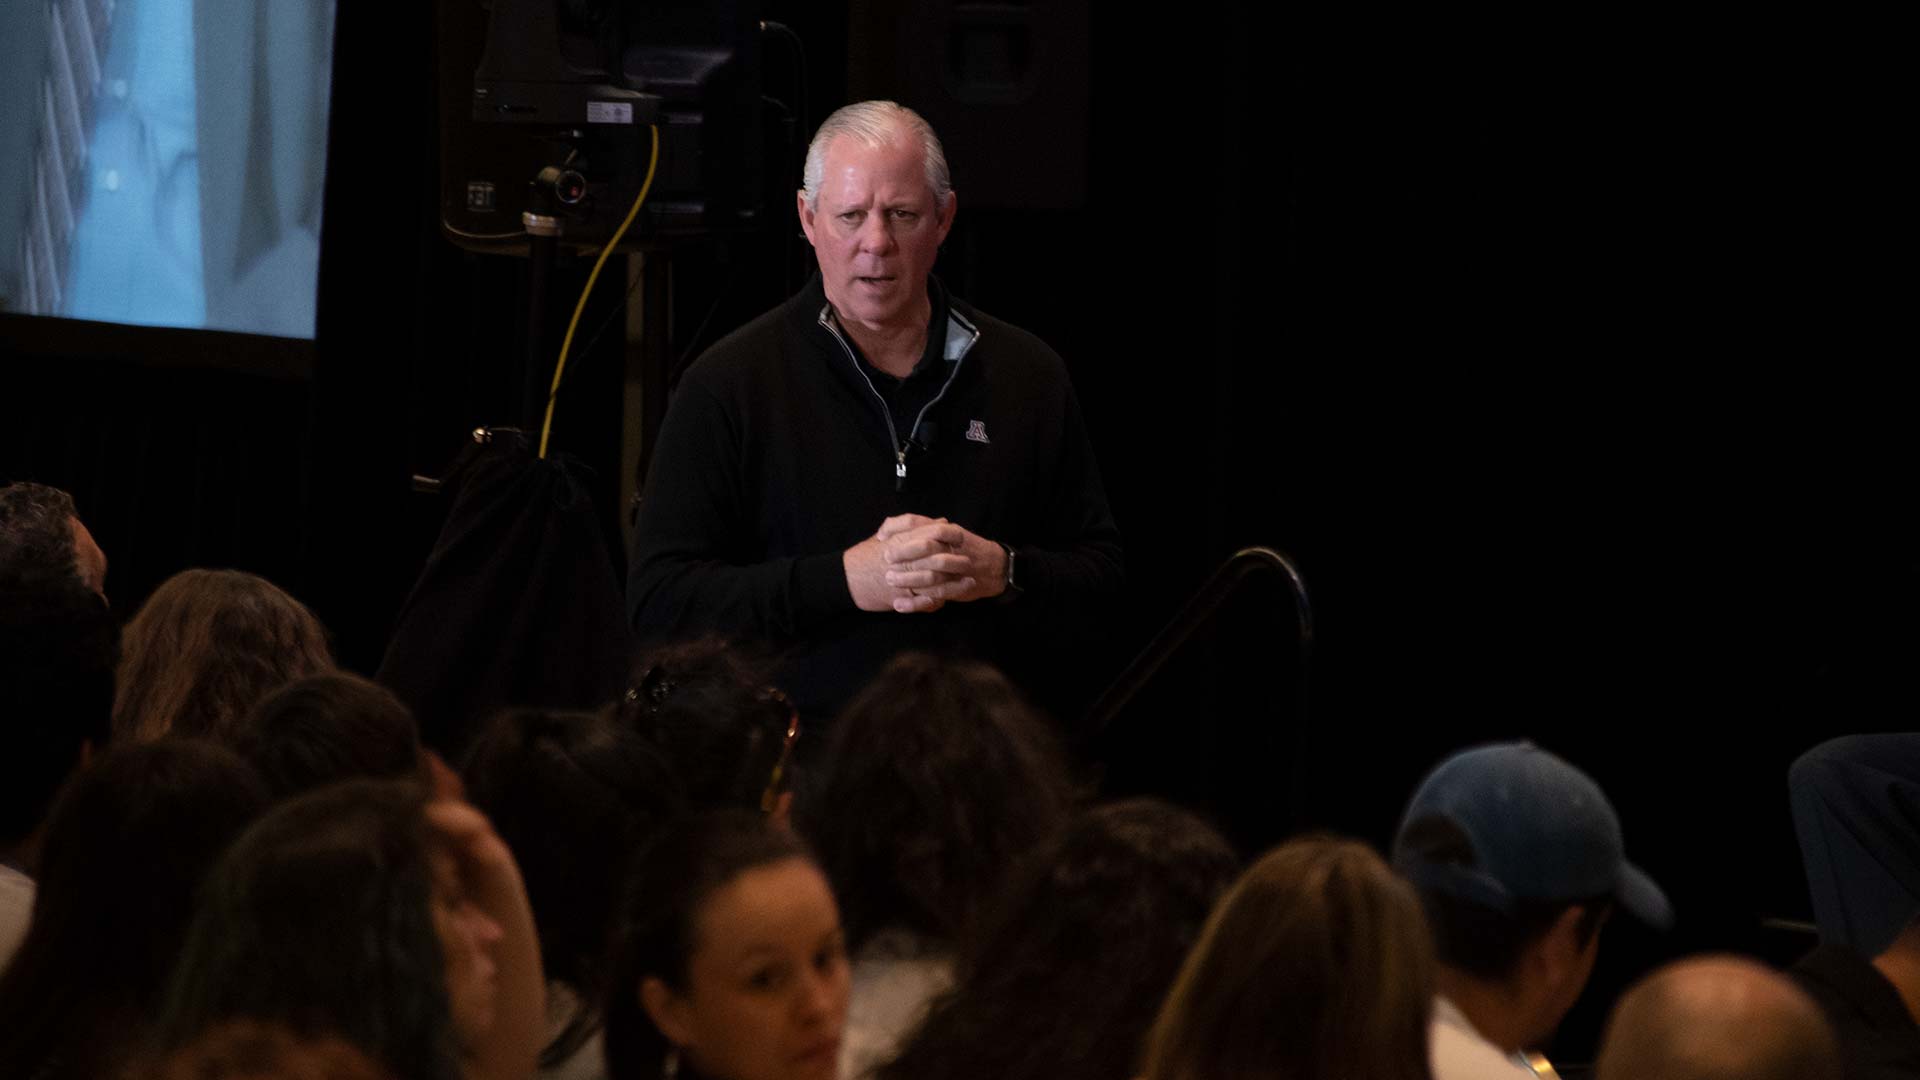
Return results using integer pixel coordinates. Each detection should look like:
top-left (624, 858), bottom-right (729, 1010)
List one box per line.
top-left (2, 5), bottom-right (1909, 1062)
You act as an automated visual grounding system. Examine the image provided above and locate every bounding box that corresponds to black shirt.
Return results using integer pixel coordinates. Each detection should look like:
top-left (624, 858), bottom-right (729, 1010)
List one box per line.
top-left (1792, 943), bottom-right (1920, 1080)
top-left (842, 280), bottom-right (958, 454)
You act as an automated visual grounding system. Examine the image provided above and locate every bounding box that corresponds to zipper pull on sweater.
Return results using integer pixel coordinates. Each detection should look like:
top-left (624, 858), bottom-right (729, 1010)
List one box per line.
top-left (895, 450), bottom-right (908, 490)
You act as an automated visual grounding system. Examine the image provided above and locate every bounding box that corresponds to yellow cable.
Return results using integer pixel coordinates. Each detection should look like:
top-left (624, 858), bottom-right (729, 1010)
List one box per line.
top-left (539, 123), bottom-right (660, 459)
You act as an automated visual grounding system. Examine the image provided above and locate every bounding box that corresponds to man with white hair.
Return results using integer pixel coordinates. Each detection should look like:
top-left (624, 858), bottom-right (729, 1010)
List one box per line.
top-left (628, 100), bottom-right (1123, 719)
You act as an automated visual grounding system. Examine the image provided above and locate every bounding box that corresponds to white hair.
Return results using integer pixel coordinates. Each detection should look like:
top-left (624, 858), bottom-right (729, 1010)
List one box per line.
top-left (800, 100), bottom-right (954, 212)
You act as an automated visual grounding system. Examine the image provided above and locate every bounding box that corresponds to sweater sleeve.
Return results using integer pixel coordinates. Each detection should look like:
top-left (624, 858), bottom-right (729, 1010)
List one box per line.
top-left (1014, 381), bottom-right (1125, 607)
top-left (626, 380), bottom-right (857, 642)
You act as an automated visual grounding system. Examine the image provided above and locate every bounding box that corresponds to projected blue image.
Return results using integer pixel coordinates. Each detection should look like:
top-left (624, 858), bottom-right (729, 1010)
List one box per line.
top-left (0, 0), bottom-right (335, 340)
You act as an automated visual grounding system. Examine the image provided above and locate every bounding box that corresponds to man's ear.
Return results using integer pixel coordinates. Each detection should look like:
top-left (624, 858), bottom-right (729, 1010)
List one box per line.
top-left (1535, 904), bottom-right (1599, 991)
top-left (935, 189), bottom-right (958, 244)
top-left (796, 190), bottom-right (816, 246)
top-left (641, 976), bottom-right (696, 1050)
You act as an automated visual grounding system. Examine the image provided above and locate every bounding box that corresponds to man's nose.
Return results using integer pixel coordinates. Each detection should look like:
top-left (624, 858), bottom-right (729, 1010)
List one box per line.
top-left (857, 213), bottom-right (894, 252)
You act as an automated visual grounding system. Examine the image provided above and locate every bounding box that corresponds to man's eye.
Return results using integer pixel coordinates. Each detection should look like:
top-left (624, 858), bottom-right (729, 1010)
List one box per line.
top-left (889, 210), bottom-right (919, 221)
top-left (748, 966), bottom-right (784, 990)
top-left (839, 211), bottom-right (864, 224)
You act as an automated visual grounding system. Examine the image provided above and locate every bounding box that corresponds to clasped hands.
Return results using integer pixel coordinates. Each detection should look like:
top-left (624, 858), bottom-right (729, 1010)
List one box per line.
top-left (844, 513), bottom-right (1007, 613)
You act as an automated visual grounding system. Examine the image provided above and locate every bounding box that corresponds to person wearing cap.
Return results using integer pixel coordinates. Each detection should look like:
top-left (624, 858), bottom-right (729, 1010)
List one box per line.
top-left (1391, 741), bottom-right (1673, 1080)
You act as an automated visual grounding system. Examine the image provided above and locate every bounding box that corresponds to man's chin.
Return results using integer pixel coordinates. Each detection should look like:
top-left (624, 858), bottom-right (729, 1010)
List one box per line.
top-left (836, 299), bottom-right (905, 330)
top-left (826, 280), bottom-right (919, 327)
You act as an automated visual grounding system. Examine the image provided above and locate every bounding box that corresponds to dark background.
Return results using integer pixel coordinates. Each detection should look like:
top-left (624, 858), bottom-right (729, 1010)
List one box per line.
top-left (2, 4), bottom-right (1910, 1062)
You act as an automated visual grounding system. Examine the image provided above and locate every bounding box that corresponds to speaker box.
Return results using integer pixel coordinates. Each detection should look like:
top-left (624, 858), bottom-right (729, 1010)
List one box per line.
top-left (848, 0), bottom-right (1089, 210)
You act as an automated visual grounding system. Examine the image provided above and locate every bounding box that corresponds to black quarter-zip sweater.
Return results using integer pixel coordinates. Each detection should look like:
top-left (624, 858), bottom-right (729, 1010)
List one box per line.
top-left (627, 274), bottom-right (1125, 721)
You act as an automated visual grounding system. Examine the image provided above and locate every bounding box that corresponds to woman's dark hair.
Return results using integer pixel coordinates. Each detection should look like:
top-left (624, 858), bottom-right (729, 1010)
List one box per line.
top-left (603, 811), bottom-right (813, 1080)
top-left (617, 639), bottom-right (795, 813)
top-left (461, 707), bottom-right (685, 1066)
top-left (114, 569), bottom-right (334, 742)
top-left (1141, 836), bottom-right (1437, 1080)
top-left (799, 653), bottom-right (1075, 950)
top-left (875, 799), bottom-right (1239, 1080)
top-left (153, 779), bottom-right (464, 1080)
top-left (231, 672), bottom-right (423, 800)
top-left (0, 740), bottom-right (271, 1080)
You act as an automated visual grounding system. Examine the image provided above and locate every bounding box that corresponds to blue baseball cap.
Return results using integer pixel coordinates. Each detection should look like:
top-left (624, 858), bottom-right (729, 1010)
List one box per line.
top-left (1392, 742), bottom-right (1673, 930)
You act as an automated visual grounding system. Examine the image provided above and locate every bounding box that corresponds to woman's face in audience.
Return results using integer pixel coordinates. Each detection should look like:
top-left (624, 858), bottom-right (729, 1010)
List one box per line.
top-left (428, 846), bottom-right (505, 1046)
top-left (647, 858), bottom-right (850, 1080)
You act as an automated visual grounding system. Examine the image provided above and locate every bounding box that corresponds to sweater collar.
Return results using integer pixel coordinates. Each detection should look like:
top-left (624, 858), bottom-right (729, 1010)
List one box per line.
top-left (797, 273), bottom-right (979, 375)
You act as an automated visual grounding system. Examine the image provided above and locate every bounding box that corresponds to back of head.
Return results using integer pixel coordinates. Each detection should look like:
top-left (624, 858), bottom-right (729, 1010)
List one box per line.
top-left (603, 810), bottom-right (812, 1080)
top-left (619, 639), bottom-right (795, 813)
top-left (801, 653), bottom-right (1075, 949)
top-left (0, 740), bottom-right (270, 1078)
top-left (1392, 743), bottom-right (1669, 983)
top-left (1596, 956), bottom-right (1841, 1080)
top-left (156, 778), bottom-right (463, 1080)
top-left (115, 568), bottom-right (334, 742)
top-left (0, 574), bottom-right (117, 853)
top-left (879, 799), bottom-right (1239, 1080)
top-left (461, 707), bottom-right (684, 996)
top-left (233, 672), bottom-right (422, 800)
top-left (129, 1020), bottom-right (398, 1080)
top-left (0, 482), bottom-right (80, 592)
top-left (1143, 836), bottom-right (1435, 1080)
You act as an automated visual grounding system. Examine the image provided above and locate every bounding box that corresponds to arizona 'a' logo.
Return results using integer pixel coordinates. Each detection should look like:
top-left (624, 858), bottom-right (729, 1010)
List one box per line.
top-left (965, 420), bottom-right (990, 444)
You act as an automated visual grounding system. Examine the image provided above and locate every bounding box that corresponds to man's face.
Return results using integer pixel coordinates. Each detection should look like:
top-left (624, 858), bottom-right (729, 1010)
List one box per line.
top-left (797, 133), bottom-right (955, 334)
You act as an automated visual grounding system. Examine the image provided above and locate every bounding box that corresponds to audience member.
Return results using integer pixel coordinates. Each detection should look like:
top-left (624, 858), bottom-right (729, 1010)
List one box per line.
top-left (462, 707), bottom-right (686, 1080)
top-left (231, 671), bottom-right (423, 800)
top-left (114, 567), bottom-right (334, 742)
top-left (129, 1019), bottom-right (398, 1080)
top-left (875, 799), bottom-right (1238, 1080)
top-left (1391, 742), bottom-right (1672, 1080)
top-left (1787, 734), bottom-right (1920, 1077)
top-left (1140, 835), bottom-right (1435, 1080)
top-left (796, 652), bottom-right (1075, 1079)
top-left (604, 811), bottom-right (849, 1080)
top-left (617, 639), bottom-right (800, 819)
top-left (1597, 955), bottom-right (1840, 1080)
top-left (0, 574), bottom-right (116, 968)
top-left (0, 741), bottom-right (270, 1080)
top-left (0, 481), bottom-right (107, 596)
top-left (155, 778), bottom-right (546, 1080)
top-left (1791, 734), bottom-right (1920, 956)
top-left (1791, 913), bottom-right (1920, 1079)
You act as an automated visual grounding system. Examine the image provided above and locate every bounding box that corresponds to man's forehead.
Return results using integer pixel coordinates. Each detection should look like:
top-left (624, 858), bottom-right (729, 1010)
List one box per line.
top-left (818, 137), bottom-right (932, 195)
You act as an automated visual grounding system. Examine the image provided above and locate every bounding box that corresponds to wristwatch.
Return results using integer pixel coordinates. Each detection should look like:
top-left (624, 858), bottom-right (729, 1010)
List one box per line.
top-left (999, 542), bottom-right (1023, 599)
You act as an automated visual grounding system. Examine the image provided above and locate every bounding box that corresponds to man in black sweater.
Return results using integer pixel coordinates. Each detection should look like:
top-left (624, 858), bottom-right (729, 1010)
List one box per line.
top-left (627, 101), bottom-right (1123, 720)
